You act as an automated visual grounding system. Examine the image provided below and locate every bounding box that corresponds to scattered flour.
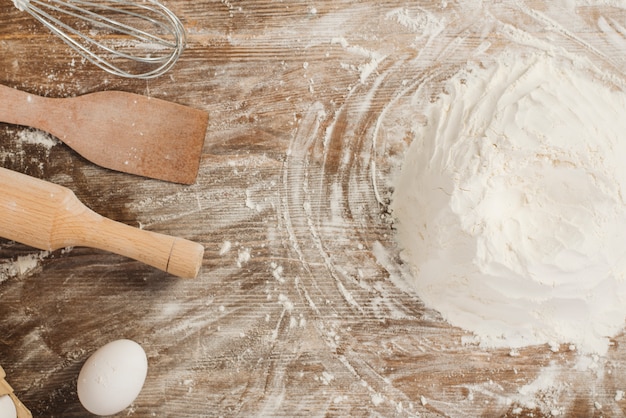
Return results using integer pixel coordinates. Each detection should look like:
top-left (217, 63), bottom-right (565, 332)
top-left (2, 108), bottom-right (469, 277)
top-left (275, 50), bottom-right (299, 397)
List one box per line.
top-left (16, 129), bottom-right (59, 149)
top-left (0, 128), bottom-right (59, 170)
top-left (271, 262), bottom-right (285, 283)
top-left (371, 393), bottom-right (384, 406)
top-left (331, 37), bottom-right (387, 84)
top-left (385, 7), bottom-right (445, 40)
top-left (391, 50), bottom-right (626, 355)
top-left (0, 251), bottom-right (50, 283)
top-left (219, 240), bottom-right (232, 256)
top-left (236, 247), bottom-right (251, 267)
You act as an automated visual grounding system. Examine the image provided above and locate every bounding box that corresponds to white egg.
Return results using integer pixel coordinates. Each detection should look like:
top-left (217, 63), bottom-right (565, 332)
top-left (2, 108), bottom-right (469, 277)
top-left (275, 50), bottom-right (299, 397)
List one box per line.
top-left (77, 339), bottom-right (148, 416)
top-left (0, 395), bottom-right (17, 418)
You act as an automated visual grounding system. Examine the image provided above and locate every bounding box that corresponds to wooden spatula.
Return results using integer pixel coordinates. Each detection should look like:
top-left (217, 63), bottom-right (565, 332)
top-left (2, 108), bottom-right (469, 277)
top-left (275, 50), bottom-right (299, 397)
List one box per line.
top-left (0, 84), bottom-right (208, 184)
top-left (0, 365), bottom-right (32, 418)
top-left (0, 167), bottom-right (204, 278)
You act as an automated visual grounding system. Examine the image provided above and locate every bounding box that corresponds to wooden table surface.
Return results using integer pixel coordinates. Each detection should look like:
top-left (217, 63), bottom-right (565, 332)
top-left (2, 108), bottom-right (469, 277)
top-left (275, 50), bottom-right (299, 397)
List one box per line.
top-left (2, 1), bottom-right (626, 416)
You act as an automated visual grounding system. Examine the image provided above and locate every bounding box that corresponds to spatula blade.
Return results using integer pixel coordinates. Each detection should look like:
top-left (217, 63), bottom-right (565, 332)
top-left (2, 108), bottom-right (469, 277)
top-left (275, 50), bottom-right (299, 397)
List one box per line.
top-left (62, 91), bottom-right (208, 184)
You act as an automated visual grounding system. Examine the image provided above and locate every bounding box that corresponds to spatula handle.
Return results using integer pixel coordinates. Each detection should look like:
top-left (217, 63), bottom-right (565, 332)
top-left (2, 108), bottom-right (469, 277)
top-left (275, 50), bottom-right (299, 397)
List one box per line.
top-left (0, 167), bottom-right (204, 278)
top-left (0, 84), bottom-right (49, 130)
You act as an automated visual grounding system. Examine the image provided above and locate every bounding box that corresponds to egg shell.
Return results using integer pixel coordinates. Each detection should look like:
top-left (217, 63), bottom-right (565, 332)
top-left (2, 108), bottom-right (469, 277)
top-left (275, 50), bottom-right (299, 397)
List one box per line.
top-left (77, 339), bottom-right (148, 416)
top-left (0, 395), bottom-right (17, 418)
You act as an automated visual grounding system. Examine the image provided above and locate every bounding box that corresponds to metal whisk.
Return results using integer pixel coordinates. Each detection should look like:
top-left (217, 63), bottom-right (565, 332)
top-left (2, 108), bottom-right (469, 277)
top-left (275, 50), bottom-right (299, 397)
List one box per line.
top-left (12, 0), bottom-right (186, 79)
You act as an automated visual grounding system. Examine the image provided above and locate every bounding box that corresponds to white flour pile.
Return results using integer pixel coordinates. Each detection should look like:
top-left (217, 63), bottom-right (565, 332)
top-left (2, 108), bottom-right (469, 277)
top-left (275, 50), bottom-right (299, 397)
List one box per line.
top-left (391, 50), bottom-right (626, 355)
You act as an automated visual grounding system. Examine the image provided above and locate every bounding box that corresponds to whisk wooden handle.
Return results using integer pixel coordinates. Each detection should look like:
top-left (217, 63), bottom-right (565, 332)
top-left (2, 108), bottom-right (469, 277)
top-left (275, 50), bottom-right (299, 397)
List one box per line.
top-left (0, 167), bottom-right (204, 278)
top-left (0, 366), bottom-right (32, 418)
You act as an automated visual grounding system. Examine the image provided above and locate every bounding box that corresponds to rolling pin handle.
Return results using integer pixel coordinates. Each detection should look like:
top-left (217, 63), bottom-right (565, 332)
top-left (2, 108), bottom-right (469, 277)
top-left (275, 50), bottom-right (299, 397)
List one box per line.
top-left (166, 238), bottom-right (205, 279)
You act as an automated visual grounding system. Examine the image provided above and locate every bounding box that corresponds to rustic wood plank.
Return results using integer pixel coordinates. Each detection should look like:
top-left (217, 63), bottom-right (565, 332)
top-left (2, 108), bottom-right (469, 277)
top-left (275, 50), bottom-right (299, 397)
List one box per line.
top-left (2, 1), bottom-right (626, 416)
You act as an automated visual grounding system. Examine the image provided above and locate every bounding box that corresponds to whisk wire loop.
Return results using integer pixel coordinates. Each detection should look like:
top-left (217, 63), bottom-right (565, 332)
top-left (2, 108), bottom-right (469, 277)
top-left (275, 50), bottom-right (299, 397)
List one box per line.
top-left (51, 1), bottom-right (175, 45)
top-left (14, 0), bottom-right (186, 79)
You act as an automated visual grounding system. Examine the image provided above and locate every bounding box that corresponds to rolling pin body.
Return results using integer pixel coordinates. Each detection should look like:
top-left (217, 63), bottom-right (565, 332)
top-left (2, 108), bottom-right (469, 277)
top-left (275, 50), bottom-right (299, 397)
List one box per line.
top-left (0, 167), bottom-right (203, 278)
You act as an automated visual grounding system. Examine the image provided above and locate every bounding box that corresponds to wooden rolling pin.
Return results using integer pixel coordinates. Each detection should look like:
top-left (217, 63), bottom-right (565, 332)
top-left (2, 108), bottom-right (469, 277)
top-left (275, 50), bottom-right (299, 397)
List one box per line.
top-left (0, 365), bottom-right (32, 418)
top-left (0, 167), bottom-right (204, 278)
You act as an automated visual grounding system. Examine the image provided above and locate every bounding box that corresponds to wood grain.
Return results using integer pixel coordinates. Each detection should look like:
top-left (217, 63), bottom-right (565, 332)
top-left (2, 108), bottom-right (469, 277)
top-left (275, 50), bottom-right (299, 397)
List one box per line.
top-left (2, 1), bottom-right (626, 417)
